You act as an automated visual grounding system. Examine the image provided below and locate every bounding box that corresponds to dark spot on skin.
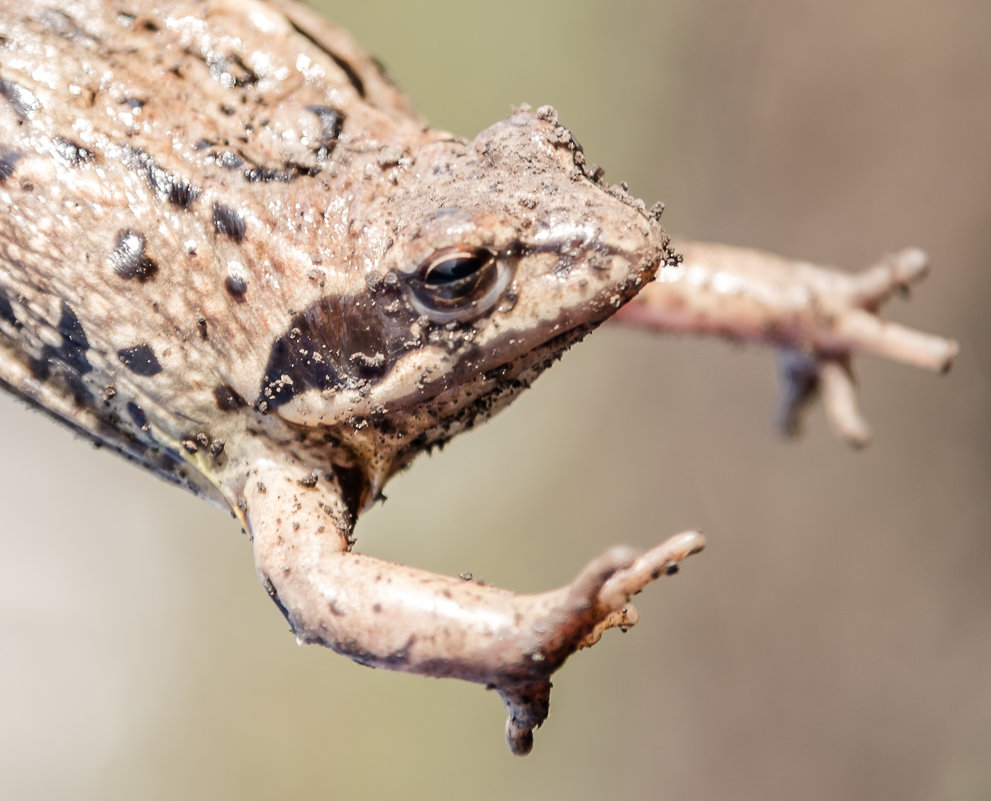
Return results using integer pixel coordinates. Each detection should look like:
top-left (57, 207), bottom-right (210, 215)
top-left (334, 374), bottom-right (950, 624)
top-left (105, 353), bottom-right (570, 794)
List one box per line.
top-left (24, 304), bottom-right (94, 401)
top-left (182, 439), bottom-right (198, 453)
top-left (63, 371), bottom-right (93, 407)
top-left (28, 355), bottom-right (50, 382)
top-left (0, 78), bottom-right (41, 118)
top-left (256, 288), bottom-right (418, 411)
top-left (52, 137), bottom-right (94, 166)
top-left (206, 52), bottom-right (259, 88)
top-left (212, 202), bottom-right (245, 242)
top-left (126, 401), bottom-right (149, 429)
top-left (55, 301), bottom-right (92, 375)
top-left (306, 105), bottom-right (345, 160)
top-left (224, 274), bottom-right (247, 298)
top-left (214, 384), bottom-right (246, 411)
top-left (209, 438), bottom-right (225, 457)
top-left (0, 150), bottom-right (21, 182)
top-left (117, 344), bottom-right (163, 376)
top-left (287, 21), bottom-right (366, 97)
top-left (197, 317), bottom-right (208, 339)
top-left (0, 288), bottom-right (16, 326)
top-left (121, 146), bottom-right (199, 208)
top-left (110, 229), bottom-right (158, 281)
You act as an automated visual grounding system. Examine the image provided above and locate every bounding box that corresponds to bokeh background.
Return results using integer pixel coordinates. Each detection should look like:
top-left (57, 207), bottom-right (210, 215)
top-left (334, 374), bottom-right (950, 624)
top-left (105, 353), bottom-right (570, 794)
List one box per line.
top-left (2, 0), bottom-right (988, 798)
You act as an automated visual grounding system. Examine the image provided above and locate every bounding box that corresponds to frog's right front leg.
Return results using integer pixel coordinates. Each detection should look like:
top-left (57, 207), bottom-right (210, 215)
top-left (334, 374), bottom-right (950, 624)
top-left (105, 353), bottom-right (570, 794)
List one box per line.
top-left (241, 459), bottom-right (704, 755)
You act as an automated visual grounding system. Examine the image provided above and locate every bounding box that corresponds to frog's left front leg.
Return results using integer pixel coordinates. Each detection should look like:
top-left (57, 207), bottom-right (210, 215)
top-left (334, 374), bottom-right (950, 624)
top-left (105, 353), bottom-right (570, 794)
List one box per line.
top-left (241, 459), bottom-right (704, 755)
top-left (612, 241), bottom-right (959, 446)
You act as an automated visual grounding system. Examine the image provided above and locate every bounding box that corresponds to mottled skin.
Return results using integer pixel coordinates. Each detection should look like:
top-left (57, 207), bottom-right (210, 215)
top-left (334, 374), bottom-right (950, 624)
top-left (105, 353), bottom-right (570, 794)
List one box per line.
top-left (0, 0), bottom-right (956, 753)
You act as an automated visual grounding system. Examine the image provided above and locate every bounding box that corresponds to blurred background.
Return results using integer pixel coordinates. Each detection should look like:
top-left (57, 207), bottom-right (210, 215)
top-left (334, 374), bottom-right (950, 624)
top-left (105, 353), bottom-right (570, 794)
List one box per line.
top-left (2, 0), bottom-right (988, 798)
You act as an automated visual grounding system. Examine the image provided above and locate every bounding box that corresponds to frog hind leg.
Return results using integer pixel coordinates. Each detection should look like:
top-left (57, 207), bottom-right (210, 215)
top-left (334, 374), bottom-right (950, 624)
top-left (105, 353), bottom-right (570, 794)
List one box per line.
top-left (241, 457), bottom-right (704, 755)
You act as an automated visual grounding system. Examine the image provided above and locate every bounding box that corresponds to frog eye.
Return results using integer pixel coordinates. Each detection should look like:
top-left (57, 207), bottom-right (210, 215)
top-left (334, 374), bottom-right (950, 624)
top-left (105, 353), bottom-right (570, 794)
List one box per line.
top-left (405, 246), bottom-right (510, 322)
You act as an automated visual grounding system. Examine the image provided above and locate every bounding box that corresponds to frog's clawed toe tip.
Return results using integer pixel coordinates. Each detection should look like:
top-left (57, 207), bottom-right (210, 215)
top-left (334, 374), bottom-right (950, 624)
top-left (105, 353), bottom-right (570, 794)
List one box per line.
top-left (593, 531), bottom-right (705, 611)
top-left (887, 247), bottom-right (930, 282)
top-left (505, 719), bottom-right (535, 756)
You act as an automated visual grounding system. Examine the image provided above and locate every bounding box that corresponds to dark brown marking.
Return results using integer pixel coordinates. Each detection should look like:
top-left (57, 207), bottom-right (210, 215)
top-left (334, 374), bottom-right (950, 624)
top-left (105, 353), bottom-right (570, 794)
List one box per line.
top-left (256, 289), bottom-right (418, 411)
top-left (0, 150), bottom-right (19, 182)
top-left (0, 78), bottom-right (41, 118)
top-left (224, 274), bottom-right (247, 298)
top-left (55, 302), bottom-right (92, 375)
top-left (26, 302), bottom-right (93, 396)
top-left (212, 202), bottom-right (246, 242)
top-left (126, 401), bottom-right (149, 430)
top-left (121, 146), bottom-right (199, 208)
top-left (0, 287), bottom-right (16, 326)
top-left (306, 105), bottom-right (345, 160)
top-left (206, 52), bottom-right (260, 87)
top-left (213, 384), bottom-right (247, 411)
top-left (52, 137), bottom-right (94, 166)
top-left (110, 229), bottom-right (158, 281)
top-left (287, 21), bottom-right (366, 97)
top-left (117, 344), bottom-right (163, 376)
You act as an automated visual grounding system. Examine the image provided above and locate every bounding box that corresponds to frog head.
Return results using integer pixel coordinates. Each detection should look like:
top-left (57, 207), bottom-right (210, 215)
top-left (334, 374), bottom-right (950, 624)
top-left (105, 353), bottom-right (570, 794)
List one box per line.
top-left (261, 107), bottom-right (671, 500)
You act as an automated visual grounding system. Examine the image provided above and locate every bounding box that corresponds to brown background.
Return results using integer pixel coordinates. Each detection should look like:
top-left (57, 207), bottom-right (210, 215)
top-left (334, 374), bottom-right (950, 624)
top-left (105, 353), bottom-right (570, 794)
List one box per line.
top-left (1, 0), bottom-right (988, 798)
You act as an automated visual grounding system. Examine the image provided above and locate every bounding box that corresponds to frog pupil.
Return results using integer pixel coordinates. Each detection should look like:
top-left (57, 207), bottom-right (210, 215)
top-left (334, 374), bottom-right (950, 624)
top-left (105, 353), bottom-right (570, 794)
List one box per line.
top-left (423, 253), bottom-right (489, 285)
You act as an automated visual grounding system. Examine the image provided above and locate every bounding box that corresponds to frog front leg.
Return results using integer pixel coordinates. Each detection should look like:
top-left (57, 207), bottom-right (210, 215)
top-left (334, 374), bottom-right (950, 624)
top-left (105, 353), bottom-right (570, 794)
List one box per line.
top-left (612, 242), bottom-right (959, 446)
top-left (241, 458), bottom-right (704, 755)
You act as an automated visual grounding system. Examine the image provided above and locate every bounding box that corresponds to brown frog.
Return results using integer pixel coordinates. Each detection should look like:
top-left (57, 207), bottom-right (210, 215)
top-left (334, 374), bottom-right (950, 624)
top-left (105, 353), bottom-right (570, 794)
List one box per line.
top-left (0, 0), bottom-right (956, 754)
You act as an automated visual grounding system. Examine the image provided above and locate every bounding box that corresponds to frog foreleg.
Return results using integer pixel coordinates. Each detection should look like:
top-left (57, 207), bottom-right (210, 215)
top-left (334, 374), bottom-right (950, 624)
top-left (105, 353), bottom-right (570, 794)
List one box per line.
top-left (243, 460), bottom-right (704, 755)
top-left (611, 242), bottom-right (959, 446)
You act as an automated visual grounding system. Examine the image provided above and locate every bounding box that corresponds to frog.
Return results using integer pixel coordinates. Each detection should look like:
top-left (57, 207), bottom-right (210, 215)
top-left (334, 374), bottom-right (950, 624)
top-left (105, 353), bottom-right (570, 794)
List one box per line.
top-left (0, 0), bottom-right (957, 754)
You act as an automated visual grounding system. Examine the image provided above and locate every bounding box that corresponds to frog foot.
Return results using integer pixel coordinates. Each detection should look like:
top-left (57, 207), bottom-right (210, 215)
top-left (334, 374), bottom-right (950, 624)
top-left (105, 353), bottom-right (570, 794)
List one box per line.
top-left (613, 242), bottom-right (959, 447)
top-left (498, 530), bottom-right (705, 755)
top-left (770, 248), bottom-right (957, 446)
